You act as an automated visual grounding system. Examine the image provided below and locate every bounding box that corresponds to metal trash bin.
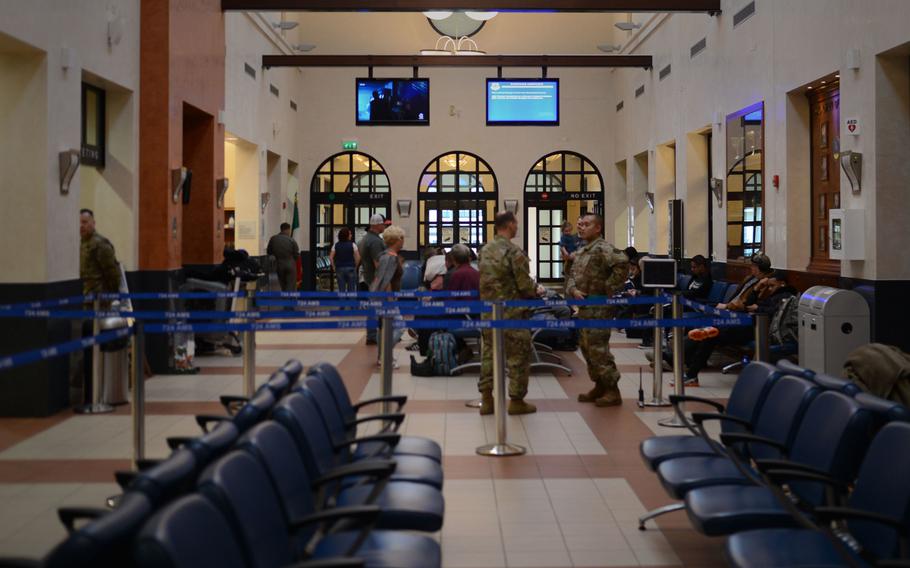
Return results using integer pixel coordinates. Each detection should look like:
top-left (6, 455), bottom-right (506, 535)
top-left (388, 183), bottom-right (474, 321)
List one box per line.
top-left (99, 315), bottom-right (131, 405)
top-left (798, 286), bottom-right (870, 375)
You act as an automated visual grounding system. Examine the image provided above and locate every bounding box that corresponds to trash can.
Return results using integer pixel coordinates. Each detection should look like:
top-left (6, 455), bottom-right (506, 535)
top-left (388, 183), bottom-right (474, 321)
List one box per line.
top-left (100, 315), bottom-right (130, 405)
top-left (798, 286), bottom-right (870, 375)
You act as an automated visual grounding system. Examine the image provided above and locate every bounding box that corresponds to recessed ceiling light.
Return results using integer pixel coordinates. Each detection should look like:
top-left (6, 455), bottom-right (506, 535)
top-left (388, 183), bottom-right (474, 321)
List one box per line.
top-left (807, 86), bottom-right (813, 90)
top-left (821, 80), bottom-right (826, 84)
top-left (835, 74), bottom-right (840, 78)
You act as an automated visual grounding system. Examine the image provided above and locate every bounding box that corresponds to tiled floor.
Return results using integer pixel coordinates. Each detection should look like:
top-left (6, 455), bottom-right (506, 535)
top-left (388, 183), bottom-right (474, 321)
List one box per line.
top-left (0, 326), bottom-right (737, 566)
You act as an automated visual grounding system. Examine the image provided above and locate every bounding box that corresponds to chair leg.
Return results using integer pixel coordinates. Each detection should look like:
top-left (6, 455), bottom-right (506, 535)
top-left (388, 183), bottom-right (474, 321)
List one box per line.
top-left (537, 351), bottom-right (565, 364)
top-left (533, 341), bottom-right (555, 353)
top-left (637, 503), bottom-right (685, 530)
top-left (721, 361), bottom-right (744, 375)
top-left (530, 362), bottom-right (572, 375)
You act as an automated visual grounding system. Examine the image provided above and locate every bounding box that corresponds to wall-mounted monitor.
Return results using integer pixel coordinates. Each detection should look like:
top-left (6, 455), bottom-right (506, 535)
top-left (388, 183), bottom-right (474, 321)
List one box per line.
top-left (356, 78), bottom-right (429, 126)
top-left (486, 78), bottom-right (559, 126)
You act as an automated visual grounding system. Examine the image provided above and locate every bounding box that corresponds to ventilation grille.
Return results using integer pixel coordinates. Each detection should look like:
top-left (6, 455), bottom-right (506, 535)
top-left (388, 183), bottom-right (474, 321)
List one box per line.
top-left (690, 37), bottom-right (707, 58)
top-left (244, 63), bottom-right (256, 79)
top-left (659, 65), bottom-right (672, 80)
top-left (616, 100), bottom-right (624, 112)
top-left (270, 84), bottom-right (279, 97)
top-left (290, 100), bottom-right (297, 111)
top-left (635, 85), bottom-right (645, 98)
top-left (733, 1), bottom-right (756, 27)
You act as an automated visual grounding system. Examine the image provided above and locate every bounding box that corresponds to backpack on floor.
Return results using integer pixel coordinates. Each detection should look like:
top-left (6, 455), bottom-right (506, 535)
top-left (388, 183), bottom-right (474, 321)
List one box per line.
top-left (428, 331), bottom-right (459, 376)
top-left (770, 293), bottom-right (799, 346)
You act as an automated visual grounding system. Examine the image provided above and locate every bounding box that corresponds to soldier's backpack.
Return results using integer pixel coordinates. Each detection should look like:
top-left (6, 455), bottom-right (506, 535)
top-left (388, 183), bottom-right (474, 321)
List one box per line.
top-left (770, 293), bottom-right (800, 346)
top-left (410, 331), bottom-right (459, 376)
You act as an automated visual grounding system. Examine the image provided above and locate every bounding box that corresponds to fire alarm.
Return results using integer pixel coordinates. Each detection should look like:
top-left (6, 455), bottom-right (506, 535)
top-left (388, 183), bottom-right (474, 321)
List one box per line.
top-left (772, 174), bottom-right (780, 189)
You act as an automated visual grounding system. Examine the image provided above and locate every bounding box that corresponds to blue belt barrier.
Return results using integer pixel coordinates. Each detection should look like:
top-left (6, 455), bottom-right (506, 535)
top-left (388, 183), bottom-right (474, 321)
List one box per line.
top-left (257, 290), bottom-right (478, 299)
top-left (0, 295), bottom-right (89, 312)
top-left (0, 327), bottom-right (134, 372)
top-left (96, 291), bottom-right (247, 301)
top-left (145, 320), bottom-right (376, 334)
top-left (679, 297), bottom-right (746, 319)
top-left (257, 298), bottom-right (492, 310)
top-left (399, 315), bottom-right (753, 330)
top-left (503, 295), bottom-right (669, 308)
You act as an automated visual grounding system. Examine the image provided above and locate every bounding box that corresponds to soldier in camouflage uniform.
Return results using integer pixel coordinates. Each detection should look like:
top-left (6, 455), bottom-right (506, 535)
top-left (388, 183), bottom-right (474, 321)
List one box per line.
top-left (80, 209), bottom-right (121, 298)
top-left (566, 213), bottom-right (630, 407)
top-left (79, 209), bottom-right (122, 404)
top-left (478, 211), bottom-right (541, 416)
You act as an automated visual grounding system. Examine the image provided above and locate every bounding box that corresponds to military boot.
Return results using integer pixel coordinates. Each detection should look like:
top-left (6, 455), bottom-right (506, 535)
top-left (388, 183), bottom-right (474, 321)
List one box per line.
top-left (479, 391), bottom-right (494, 415)
top-left (577, 382), bottom-right (607, 403)
top-left (594, 385), bottom-right (623, 407)
top-left (507, 399), bottom-right (537, 415)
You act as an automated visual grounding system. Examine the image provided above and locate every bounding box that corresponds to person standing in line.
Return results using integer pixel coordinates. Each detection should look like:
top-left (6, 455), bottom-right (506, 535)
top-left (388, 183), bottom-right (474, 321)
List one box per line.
top-left (329, 227), bottom-right (360, 293)
top-left (358, 214), bottom-right (387, 344)
top-left (566, 213), bottom-right (630, 407)
top-left (478, 211), bottom-right (541, 416)
top-left (266, 222), bottom-right (300, 292)
top-left (370, 225), bottom-right (406, 368)
top-left (79, 209), bottom-right (122, 404)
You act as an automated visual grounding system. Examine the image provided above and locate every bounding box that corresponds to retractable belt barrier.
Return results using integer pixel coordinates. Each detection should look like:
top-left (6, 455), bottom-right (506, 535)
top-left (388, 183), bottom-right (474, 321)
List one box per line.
top-left (0, 327), bottom-right (133, 371)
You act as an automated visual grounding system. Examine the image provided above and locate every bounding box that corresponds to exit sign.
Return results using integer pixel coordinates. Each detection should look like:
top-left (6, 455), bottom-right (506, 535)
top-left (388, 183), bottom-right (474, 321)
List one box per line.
top-left (342, 140), bottom-right (358, 150)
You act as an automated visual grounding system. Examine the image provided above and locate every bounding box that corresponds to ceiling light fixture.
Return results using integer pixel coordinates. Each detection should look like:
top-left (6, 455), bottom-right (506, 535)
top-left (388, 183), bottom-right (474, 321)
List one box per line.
top-left (423, 11), bottom-right (453, 20)
top-left (420, 35), bottom-right (485, 56)
top-left (597, 44), bottom-right (622, 53)
top-left (615, 21), bottom-right (642, 31)
top-left (272, 21), bottom-right (298, 30)
top-left (465, 11), bottom-right (497, 21)
top-left (293, 43), bottom-right (316, 52)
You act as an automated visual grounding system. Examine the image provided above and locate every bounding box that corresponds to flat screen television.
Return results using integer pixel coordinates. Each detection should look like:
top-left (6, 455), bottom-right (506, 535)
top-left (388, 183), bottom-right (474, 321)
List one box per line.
top-left (486, 78), bottom-right (559, 126)
top-left (356, 78), bottom-right (430, 125)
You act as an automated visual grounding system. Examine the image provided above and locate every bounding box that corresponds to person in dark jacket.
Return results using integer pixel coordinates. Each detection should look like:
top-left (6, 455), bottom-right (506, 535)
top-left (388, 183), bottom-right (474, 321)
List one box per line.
top-left (682, 255), bottom-right (713, 301)
top-left (266, 223), bottom-right (300, 292)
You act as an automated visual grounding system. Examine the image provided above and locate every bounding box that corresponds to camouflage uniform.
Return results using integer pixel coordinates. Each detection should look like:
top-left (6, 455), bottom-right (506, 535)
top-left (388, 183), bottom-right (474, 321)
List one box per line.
top-left (479, 235), bottom-right (537, 399)
top-left (566, 238), bottom-right (629, 390)
top-left (80, 232), bottom-right (121, 298)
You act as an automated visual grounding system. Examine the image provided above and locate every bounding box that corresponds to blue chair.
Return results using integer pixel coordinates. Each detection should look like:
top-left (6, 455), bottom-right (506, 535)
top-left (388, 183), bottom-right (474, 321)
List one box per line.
top-left (639, 375), bottom-right (820, 529)
top-left (197, 450), bottom-right (441, 568)
top-left (725, 421), bottom-right (910, 568)
top-left (42, 491), bottom-right (154, 568)
top-left (706, 281), bottom-right (732, 305)
top-left (640, 361), bottom-right (782, 472)
top-left (298, 377), bottom-right (443, 489)
top-left (684, 390), bottom-right (882, 536)
top-left (722, 283), bottom-right (740, 303)
top-left (195, 386), bottom-right (277, 434)
top-left (655, 376), bottom-right (821, 501)
top-left (274, 392), bottom-right (443, 490)
top-left (239, 421), bottom-right (444, 532)
top-left (677, 273), bottom-right (693, 292)
top-left (308, 363), bottom-right (443, 463)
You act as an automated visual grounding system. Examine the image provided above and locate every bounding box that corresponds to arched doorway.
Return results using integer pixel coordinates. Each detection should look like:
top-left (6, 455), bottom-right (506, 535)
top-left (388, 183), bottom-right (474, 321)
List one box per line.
top-left (310, 151), bottom-right (391, 290)
top-left (417, 151), bottom-right (498, 255)
top-left (524, 151), bottom-right (604, 282)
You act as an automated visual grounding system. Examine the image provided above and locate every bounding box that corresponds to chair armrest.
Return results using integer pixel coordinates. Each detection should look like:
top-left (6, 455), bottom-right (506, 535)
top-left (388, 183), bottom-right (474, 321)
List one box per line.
top-left (334, 433), bottom-right (401, 454)
top-left (691, 412), bottom-right (752, 429)
top-left (814, 507), bottom-right (906, 531)
top-left (286, 560), bottom-right (365, 568)
top-left (219, 395), bottom-right (249, 415)
top-left (313, 460), bottom-right (397, 488)
top-left (57, 507), bottom-right (106, 533)
top-left (720, 433), bottom-right (788, 452)
top-left (195, 414), bottom-right (230, 433)
top-left (289, 505), bottom-right (381, 533)
top-left (167, 436), bottom-right (194, 450)
top-left (114, 471), bottom-right (137, 490)
top-left (352, 395), bottom-right (407, 413)
top-left (764, 469), bottom-right (850, 492)
top-left (877, 561), bottom-right (910, 568)
top-left (669, 394), bottom-right (725, 413)
top-left (754, 459), bottom-right (826, 475)
top-left (345, 413), bottom-right (405, 432)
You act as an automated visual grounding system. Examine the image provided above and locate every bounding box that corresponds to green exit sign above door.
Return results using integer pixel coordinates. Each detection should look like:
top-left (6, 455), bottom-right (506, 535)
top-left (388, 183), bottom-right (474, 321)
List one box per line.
top-left (342, 140), bottom-right (358, 150)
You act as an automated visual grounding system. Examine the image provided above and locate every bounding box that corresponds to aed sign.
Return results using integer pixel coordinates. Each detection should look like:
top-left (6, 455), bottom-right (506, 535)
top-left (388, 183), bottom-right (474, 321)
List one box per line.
top-left (846, 118), bottom-right (860, 136)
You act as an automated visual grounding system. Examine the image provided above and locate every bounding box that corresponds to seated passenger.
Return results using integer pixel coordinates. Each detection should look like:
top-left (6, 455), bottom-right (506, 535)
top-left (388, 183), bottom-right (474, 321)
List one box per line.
top-left (682, 254), bottom-right (713, 301)
top-left (416, 244), bottom-right (478, 357)
top-left (423, 247), bottom-right (447, 290)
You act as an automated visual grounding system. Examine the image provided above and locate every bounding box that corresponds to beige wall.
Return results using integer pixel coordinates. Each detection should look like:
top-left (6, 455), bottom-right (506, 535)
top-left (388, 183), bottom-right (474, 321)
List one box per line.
top-left (608, 0), bottom-right (910, 280)
top-left (0, 0), bottom-right (140, 282)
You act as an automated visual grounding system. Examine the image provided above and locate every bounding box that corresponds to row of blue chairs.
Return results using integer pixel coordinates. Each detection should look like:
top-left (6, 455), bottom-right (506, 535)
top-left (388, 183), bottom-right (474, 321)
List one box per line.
top-left (638, 359), bottom-right (910, 567)
top-left (5, 361), bottom-right (444, 568)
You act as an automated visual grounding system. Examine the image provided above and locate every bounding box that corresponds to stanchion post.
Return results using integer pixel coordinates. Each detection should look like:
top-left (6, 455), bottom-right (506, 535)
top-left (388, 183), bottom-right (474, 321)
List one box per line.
top-left (131, 322), bottom-right (145, 464)
top-left (76, 298), bottom-right (114, 414)
top-left (379, 315), bottom-right (394, 414)
top-left (754, 313), bottom-right (770, 362)
top-left (658, 293), bottom-right (688, 428)
top-left (241, 283), bottom-right (257, 397)
top-left (477, 302), bottom-right (526, 457)
top-left (643, 291), bottom-right (671, 407)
